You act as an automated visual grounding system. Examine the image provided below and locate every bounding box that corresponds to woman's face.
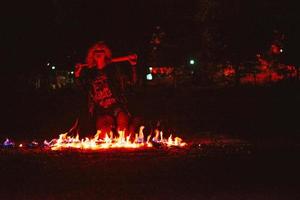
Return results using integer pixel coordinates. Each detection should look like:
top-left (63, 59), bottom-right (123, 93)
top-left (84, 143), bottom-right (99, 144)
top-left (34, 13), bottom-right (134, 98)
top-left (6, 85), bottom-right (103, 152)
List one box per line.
top-left (94, 49), bottom-right (106, 69)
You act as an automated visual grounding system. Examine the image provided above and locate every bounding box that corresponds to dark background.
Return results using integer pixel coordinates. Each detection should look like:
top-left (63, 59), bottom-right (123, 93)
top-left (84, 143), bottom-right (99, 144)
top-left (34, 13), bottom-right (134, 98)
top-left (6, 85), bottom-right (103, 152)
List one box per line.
top-left (1, 0), bottom-right (299, 71)
top-left (0, 0), bottom-right (300, 139)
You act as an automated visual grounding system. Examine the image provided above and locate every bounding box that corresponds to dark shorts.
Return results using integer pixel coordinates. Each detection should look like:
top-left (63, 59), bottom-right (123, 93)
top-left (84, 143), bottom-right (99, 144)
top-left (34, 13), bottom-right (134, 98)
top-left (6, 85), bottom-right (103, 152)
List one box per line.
top-left (95, 103), bottom-right (130, 118)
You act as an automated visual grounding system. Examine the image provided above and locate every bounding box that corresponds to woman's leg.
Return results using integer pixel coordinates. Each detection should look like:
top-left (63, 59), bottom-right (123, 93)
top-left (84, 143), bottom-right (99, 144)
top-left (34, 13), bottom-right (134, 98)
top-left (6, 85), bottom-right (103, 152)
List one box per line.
top-left (116, 111), bottom-right (129, 133)
top-left (96, 114), bottom-right (114, 137)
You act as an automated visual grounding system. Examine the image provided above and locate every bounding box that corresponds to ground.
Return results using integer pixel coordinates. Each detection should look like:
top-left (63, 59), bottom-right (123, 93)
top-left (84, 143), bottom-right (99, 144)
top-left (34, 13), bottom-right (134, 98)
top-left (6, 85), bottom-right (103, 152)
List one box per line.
top-left (0, 83), bottom-right (300, 199)
top-left (0, 142), bottom-right (299, 199)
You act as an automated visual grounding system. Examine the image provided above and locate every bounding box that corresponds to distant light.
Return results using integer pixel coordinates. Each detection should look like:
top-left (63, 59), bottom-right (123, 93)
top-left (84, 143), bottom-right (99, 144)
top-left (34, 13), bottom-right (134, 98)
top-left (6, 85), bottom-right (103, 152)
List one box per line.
top-left (52, 66), bottom-right (56, 70)
top-left (47, 62), bottom-right (50, 66)
top-left (149, 67), bottom-right (153, 72)
top-left (189, 59), bottom-right (195, 65)
top-left (280, 49), bottom-right (283, 53)
top-left (70, 71), bottom-right (74, 74)
top-left (146, 73), bottom-right (153, 80)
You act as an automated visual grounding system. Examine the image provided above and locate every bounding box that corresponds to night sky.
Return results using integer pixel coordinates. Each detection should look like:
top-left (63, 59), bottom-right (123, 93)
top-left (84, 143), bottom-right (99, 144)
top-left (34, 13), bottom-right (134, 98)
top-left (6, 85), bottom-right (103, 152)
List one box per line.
top-left (1, 0), bottom-right (299, 73)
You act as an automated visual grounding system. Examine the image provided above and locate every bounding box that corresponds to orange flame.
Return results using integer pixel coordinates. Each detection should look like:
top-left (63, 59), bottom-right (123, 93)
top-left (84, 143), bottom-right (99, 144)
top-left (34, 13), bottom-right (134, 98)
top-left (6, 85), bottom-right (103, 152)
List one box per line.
top-left (45, 126), bottom-right (187, 150)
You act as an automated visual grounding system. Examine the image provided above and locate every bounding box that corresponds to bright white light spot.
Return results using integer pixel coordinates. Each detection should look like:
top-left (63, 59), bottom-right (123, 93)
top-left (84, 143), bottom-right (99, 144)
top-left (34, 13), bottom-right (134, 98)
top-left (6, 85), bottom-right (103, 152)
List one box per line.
top-left (280, 49), bottom-right (283, 53)
top-left (146, 73), bottom-right (153, 80)
top-left (149, 67), bottom-right (153, 71)
top-left (189, 59), bottom-right (195, 65)
top-left (47, 62), bottom-right (50, 66)
top-left (70, 71), bottom-right (74, 74)
top-left (52, 66), bottom-right (56, 70)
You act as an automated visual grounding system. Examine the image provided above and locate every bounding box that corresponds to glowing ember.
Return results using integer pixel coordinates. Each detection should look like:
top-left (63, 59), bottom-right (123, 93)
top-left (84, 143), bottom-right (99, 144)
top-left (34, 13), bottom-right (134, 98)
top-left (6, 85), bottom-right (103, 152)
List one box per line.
top-left (44, 126), bottom-right (187, 150)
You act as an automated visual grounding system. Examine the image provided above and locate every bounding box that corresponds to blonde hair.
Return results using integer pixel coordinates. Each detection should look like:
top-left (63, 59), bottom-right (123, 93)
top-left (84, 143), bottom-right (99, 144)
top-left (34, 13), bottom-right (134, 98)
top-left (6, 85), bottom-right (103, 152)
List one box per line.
top-left (86, 41), bottom-right (112, 67)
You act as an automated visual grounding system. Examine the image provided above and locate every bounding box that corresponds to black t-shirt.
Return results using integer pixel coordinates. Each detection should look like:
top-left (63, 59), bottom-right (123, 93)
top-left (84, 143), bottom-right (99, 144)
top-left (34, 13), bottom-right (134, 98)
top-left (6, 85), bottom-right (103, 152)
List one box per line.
top-left (77, 64), bottom-right (124, 111)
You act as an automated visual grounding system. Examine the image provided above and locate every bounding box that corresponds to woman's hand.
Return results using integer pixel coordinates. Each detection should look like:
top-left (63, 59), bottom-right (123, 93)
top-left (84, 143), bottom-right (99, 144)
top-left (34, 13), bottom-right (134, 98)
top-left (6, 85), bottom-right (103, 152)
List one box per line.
top-left (74, 63), bottom-right (86, 78)
top-left (127, 54), bottom-right (138, 66)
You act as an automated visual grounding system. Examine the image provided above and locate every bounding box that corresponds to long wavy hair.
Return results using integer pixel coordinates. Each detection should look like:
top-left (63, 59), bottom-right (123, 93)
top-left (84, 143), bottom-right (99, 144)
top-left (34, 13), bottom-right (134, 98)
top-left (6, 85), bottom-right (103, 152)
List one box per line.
top-left (85, 41), bottom-right (112, 67)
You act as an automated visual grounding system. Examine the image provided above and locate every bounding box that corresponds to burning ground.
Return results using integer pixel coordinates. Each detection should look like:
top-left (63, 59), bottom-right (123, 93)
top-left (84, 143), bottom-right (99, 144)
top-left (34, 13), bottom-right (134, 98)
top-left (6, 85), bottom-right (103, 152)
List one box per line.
top-left (1, 85), bottom-right (300, 199)
top-left (0, 134), bottom-right (299, 199)
top-left (0, 136), bottom-right (245, 199)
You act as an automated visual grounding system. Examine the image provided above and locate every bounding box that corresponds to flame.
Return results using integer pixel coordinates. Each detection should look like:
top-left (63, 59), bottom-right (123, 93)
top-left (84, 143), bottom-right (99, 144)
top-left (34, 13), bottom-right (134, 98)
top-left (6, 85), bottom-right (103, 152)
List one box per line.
top-left (46, 126), bottom-right (186, 150)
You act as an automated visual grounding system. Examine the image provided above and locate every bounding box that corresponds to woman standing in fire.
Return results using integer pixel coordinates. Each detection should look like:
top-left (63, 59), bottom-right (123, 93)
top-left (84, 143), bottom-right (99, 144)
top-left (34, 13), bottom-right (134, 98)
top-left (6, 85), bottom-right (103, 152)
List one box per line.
top-left (74, 41), bottom-right (138, 137)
